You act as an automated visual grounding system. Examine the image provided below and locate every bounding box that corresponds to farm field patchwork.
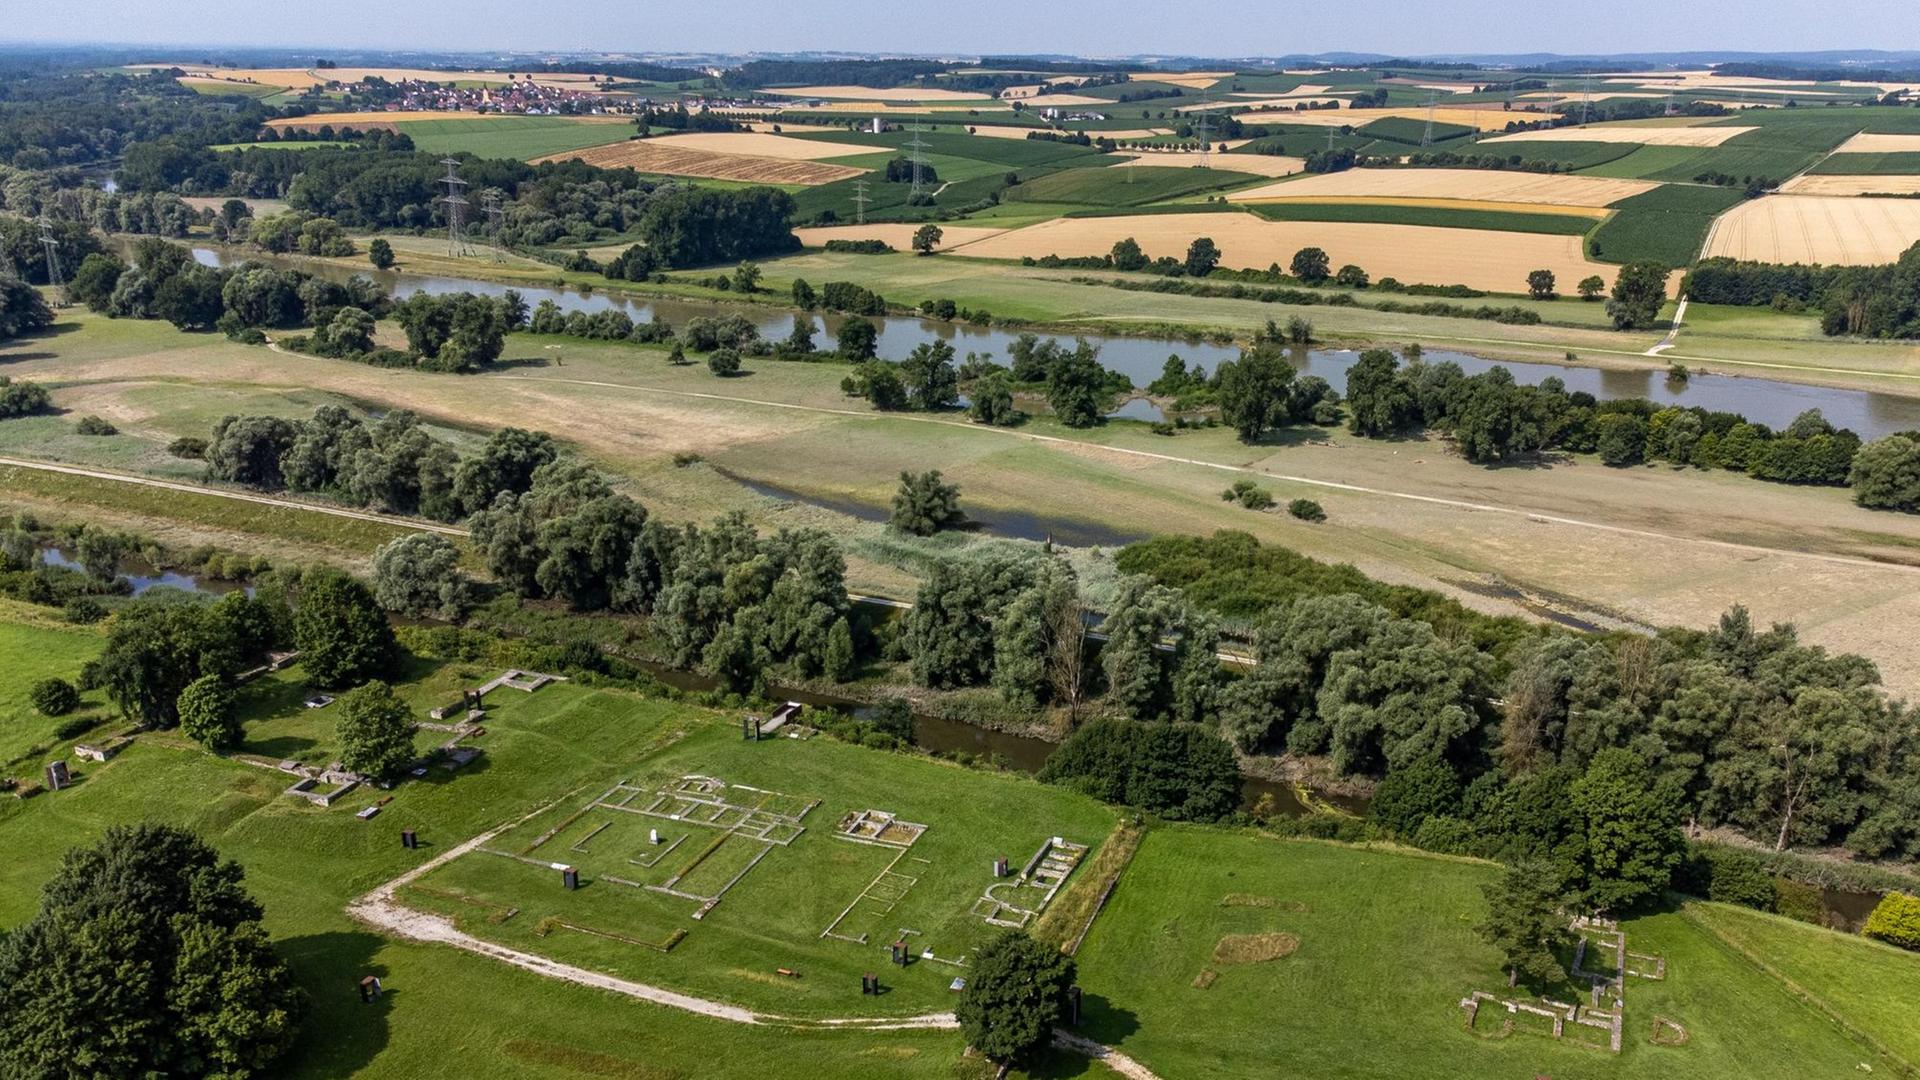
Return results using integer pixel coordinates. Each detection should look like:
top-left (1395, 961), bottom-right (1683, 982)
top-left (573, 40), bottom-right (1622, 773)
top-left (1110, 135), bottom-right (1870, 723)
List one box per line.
top-left (1225, 167), bottom-right (1657, 208)
top-left (398, 714), bottom-right (1117, 1018)
top-left (1703, 194), bottom-right (1920, 264)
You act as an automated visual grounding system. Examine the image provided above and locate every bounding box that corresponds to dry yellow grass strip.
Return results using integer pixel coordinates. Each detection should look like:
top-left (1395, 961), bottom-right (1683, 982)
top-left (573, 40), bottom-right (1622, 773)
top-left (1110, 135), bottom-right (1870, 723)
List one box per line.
top-left (1191, 969), bottom-right (1219, 989)
top-left (776, 85), bottom-right (993, 102)
top-left (1152, 72), bottom-right (1234, 89)
top-left (792, 224), bottom-right (1007, 251)
top-left (531, 141), bottom-right (864, 185)
top-left (1225, 168), bottom-right (1654, 208)
top-left (1220, 106), bottom-right (1519, 131)
top-left (637, 132), bottom-right (877, 160)
top-left (1482, 125), bottom-right (1755, 147)
top-left (1113, 151), bottom-right (1304, 177)
top-left (1239, 194), bottom-right (1610, 218)
top-left (953, 212), bottom-right (1629, 293)
top-left (1704, 195), bottom-right (1920, 265)
top-left (264, 110), bottom-right (637, 134)
top-left (1212, 932), bottom-right (1300, 965)
top-left (1832, 132), bottom-right (1920, 154)
top-left (1779, 174), bottom-right (1920, 196)
top-left (1018, 93), bottom-right (1110, 108)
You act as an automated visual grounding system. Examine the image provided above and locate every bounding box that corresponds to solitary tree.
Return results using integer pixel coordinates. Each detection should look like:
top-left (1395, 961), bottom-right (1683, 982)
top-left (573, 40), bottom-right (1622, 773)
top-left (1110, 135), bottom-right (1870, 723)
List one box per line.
top-left (1215, 347), bottom-right (1295, 443)
top-left (1576, 274), bottom-right (1606, 301)
top-left (371, 533), bottom-right (472, 620)
top-left (1526, 269), bottom-right (1557, 300)
top-left (292, 567), bottom-right (395, 688)
top-left (1290, 246), bottom-right (1331, 283)
top-left (956, 932), bottom-right (1076, 1066)
top-left (837, 316), bottom-right (878, 362)
top-left (731, 261), bottom-right (761, 293)
top-left (1184, 236), bottom-right (1221, 277)
top-left (177, 673), bottom-right (241, 752)
top-left (367, 238), bottom-right (395, 270)
top-left (707, 347), bottom-right (742, 376)
top-left (1606, 263), bottom-right (1669, 329)
top-left (0, 823), bottom-right (304, 1079)
top-left (335, 680), bottom-right (417, 780)
top-left (28, 678), bottom-right (78, 717)
top-left (911, 224), bottom-right (944, 255)
top-left (1850, 435), bottom-right (1920, 512)
top-left (889, 470), bottom-right (963, 535)
top-left (1477, 861), bottom-right (1572, 988)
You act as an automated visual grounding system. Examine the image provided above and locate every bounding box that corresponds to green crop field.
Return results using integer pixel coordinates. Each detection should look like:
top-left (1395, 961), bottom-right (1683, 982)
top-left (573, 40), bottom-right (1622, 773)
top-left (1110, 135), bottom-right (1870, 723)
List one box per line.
top-left (1587, 183), bottom-right (1747, 266)
top-left (1574, 144), bottom-right (1716, 179)
top-left (1470, 139), bottom-right (1643, 171)
top-left (1072, 826), bottom-right (1912, 1080)
top-left (393, 116), bottom-right (638, 160)
top-left (1811, 151), bottom-right (1920, 175)
top-left (1357, 116), bottom-right (1474, 145)
top-left (403, 714), bottom-right (1117, 1018)
top-left (1003, 164), bottom-right (1267, 206)
top-left (1246, 200), bottom-right (1598, 235)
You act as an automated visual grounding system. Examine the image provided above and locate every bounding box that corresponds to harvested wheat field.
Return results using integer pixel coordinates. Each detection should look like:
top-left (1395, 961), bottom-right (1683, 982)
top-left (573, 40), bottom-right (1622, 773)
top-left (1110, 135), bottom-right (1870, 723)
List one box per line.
top-left (1226, 168), bottom-right (1654, 208)
top-left (627, 132), bottom-right (875, 160)
top-left (1017, 93), bottom-right (1111, 108)
top-left (1226, 106), bottom-right (1520, 130)
top-left (1117, 151), bottom-right (1305, 177)
top-left (1780, 174), bottom-right (1920, 196)
top-left (263, 110), bottom-right (552, 133)
top-left (1483, 124), bottom-right (1755, 147)
top-left (533, 139), bottom-right (866, 184)
top-left (775, 85), bottom-right (992, 102)
top-left (1705, 195), bottom-right (1920, 265)
top-left (1831, 132), bottom-right (1920, 154)
top-left (1231, 85), bottom-right (1332, 99)
top-left (792, 224), bottom-right (1007, 251)
top-left (952, 212), bottom-right (1626, 293)
top-left (1151, 72), bottom-right (1234, 89)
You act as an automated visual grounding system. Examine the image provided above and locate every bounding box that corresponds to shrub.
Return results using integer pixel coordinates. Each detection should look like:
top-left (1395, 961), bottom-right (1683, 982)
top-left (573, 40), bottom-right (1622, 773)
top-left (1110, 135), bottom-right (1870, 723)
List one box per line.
top-left (74, 415), bottom-right (118, 436)
top-left (707, 347), bottom-right (742, 376)
top-left (29, 677), bottom-right (79, 717)
top-left (177, 673), bottom-right (241, 751)
top-left (1220, 479), bottom-right (1273, 510)
top-left (1287, 498), bottom-right (1326, 522)
top-left (167, 436), bottom-right (208, 459)
top-left (1863, 892), bottom-right (1920, 950)
top-left (62, 598), bottom-right (106, 624)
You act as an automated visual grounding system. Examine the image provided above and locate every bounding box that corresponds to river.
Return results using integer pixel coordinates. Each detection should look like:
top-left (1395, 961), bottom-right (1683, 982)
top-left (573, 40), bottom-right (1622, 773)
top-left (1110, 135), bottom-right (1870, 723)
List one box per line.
top-left (186, 245), bottom-right (1920, 439)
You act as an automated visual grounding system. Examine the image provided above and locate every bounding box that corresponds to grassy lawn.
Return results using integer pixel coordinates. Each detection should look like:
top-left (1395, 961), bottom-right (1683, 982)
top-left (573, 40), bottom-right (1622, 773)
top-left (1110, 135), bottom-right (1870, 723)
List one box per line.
top-left (1684, 901), bottom-right (1920, 1067)
top-left (0, 600), bottom-right (112, 766)
top-left (1072, 827), bottom-right (1897, 1079)
top-left (405, 713), bottom-right (1118, 1018)
top-left (0, 616), bottom-right (1067, 1079)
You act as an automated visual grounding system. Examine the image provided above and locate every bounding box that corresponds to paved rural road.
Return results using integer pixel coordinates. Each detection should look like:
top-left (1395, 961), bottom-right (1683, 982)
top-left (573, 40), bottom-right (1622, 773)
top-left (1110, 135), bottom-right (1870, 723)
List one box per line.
top-left (0, 456), bottom-right (467, 536)
top-left (493, 374), bottom-right (1920, 578)
top-left (1646, 296), bottom-right (1689, 356)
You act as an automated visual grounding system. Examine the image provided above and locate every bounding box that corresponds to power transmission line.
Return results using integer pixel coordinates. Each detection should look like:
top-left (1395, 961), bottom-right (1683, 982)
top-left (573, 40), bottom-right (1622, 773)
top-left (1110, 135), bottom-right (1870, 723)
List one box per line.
top-left (438, 157), bottom-right (470, 257)
top-left (851, 178), bottom-right (870, 225)
top-left (481, 192), bottom-right (505, 263)
top-left (904, 124), bottom-right (931, 199)
top-left (37, 217), bottom-right (67, 306)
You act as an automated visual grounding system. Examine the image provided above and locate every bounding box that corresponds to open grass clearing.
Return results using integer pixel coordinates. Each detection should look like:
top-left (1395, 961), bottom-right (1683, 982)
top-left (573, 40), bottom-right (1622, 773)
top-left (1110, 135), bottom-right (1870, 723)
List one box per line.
top-left (1072, 827), bottom-right (1901, 1080)
top-left (0, 600), bottom-right (111, 766)
top-left (0, 616), bottom-right (1014, 1078)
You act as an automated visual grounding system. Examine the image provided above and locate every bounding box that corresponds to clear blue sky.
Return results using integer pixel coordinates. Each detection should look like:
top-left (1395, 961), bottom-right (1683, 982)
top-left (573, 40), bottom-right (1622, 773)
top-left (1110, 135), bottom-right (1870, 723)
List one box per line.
top-left (11, 0), bottom-right (1919, 58)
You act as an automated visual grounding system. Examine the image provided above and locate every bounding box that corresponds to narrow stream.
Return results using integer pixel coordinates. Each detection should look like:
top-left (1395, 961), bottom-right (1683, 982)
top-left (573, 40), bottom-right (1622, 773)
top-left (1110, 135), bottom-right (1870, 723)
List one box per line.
top-left (38, 547), bottom-right (249, 597)
top-left (186, 245), bottom-right (1920, 438)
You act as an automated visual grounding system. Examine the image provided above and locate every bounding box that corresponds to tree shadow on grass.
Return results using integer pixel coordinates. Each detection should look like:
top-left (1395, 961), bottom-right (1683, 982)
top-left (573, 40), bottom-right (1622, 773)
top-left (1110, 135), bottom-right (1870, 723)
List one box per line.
top-left (276, 930), bottom-right (394, 1078)
top-left (246, 734), bottom-right (319, 761)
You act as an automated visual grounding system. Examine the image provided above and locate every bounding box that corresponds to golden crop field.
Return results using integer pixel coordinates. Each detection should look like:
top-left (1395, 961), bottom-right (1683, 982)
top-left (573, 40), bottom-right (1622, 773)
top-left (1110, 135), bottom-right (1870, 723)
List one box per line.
top-left (1704, 195), bottom-right (1920, 264)
top-left (1225, 167), bottom-right (1656, 208)
top-left (774, 84), bottom-right (993, 102)
top-left (1114, 151), bottom-right (1305, 177)
top-left (949, 212), bottom-right (1625, 293)
top-left (1831, 132), bottom-right (1920, 154)
top-left (1779, 174), bottom-right (1920, 195)
top-left (531, 140), bottom-right (866, 184)
top-left (1223, 105), bottom-right (1523, 130)
top-left (1481, 124), bottom-right (1756, 147)
top-left (630, 132), bottom-right (876, 160)
top-left (261, 110), bottom-right (637, 134)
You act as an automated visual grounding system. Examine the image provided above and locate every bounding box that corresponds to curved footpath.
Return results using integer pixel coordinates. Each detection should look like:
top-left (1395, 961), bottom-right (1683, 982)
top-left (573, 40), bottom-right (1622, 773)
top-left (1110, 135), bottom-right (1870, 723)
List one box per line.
top-left (346, 801), bottom-right (1160, 1074)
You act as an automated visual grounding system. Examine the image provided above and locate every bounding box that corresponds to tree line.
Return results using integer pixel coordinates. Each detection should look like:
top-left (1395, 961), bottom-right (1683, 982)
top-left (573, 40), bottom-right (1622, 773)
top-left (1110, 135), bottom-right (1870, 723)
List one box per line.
top-left (1685, 244), bottom-right (1920, 339)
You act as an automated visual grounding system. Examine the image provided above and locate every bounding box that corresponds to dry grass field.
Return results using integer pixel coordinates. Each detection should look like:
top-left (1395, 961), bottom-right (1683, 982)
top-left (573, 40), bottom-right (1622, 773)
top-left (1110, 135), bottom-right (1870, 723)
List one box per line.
top-left (1225, 168), bottom-right (1655, 208)
top-left (774, 85), bottom-right (993, 102)
top-left (532, 138), bottom-right (869, 185)
top-left (1831, 132), bottom-right (1920, 154)
top-left (1482, 125), bottom-right (1756, 147)
top-left (1224, 106), bottom-right (1521, 130)
top-left (1117, 151), bottom-right (1305, 177)
top-left (624, 132), bottom-right (876, 160)
top-left (791, 224), bottom-right (1008, 250)
top-left (1779, 174), bottom-right (1920, 195)
top-left (950, 211), bottom-right (1621, 292)
top-left (1704, 195), bottom-right (1920, 264)
top-left (147, 64), bottom-right (615, 91)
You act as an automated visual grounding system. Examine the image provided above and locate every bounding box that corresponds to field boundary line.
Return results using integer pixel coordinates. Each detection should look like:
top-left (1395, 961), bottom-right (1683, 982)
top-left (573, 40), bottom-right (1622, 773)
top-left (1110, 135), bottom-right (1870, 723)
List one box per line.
top-left (491, 375), bottom-right (1920, 577)
top-left (0, 456), bottom-right (465, 536)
